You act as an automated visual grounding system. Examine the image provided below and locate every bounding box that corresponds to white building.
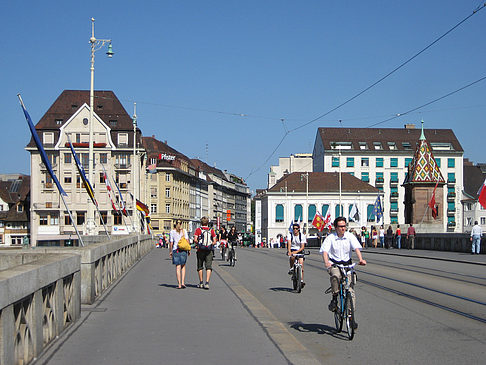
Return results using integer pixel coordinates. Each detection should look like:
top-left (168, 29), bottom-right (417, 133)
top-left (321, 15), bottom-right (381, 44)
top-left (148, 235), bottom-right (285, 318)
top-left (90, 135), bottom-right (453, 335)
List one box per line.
top-left (268, 153), bottom-right (312, 188)
top-left (462, 162), bottom-right (486, 233)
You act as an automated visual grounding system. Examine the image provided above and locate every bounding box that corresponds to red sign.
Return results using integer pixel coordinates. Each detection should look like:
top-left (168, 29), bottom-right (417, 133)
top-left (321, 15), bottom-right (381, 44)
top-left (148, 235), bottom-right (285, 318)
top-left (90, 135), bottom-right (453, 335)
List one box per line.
top-left (226, 210), bottom-right (231, 221)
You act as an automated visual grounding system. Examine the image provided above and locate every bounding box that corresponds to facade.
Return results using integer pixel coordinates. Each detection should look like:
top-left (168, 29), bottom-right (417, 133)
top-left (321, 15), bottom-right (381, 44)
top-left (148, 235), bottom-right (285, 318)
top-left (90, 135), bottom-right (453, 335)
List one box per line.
top-left (312, 124), bottom-right (464, 232)
top-left (462, 161), bottom-right (486, 233)
top-left (26, 90), bottom-right (145, 246)
top-left (268, 153), bottom-right (312, 188)
top-left (259, 172), bottom-right (379, 243)
top-left (0, 175), bottom-right (30, 246)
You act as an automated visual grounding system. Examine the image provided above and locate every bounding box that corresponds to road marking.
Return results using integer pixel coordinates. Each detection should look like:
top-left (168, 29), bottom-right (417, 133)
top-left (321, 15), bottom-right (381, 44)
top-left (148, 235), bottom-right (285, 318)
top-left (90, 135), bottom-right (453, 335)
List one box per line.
top-left (216, 266), bottom-right (322, 365)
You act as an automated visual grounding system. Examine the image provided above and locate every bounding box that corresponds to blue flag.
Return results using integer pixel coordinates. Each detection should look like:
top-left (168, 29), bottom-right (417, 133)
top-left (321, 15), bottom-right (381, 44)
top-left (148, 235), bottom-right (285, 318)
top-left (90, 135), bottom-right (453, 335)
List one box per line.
top-left (288, 219), bottom-right (294, 233)
top-left (373, 194), bottom-right (383, 223)
top-left (18, 95), bottom-right (67, 196)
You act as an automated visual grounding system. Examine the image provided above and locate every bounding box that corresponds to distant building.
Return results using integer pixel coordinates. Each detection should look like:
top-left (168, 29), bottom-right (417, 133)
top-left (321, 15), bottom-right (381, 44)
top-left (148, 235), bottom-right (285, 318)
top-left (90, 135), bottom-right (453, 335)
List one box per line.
top-left (268, 153), bottom-right (312, 188)
top-left (0, 175), bottom-right (30, 246)
top-left (462, 160), bottom-right (486, 233)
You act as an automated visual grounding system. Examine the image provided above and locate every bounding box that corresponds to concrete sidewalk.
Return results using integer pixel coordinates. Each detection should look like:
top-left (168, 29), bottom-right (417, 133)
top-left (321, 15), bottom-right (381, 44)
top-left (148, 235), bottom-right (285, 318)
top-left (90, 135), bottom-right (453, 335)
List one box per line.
top-left (36, 248), bottom-right (289, 365)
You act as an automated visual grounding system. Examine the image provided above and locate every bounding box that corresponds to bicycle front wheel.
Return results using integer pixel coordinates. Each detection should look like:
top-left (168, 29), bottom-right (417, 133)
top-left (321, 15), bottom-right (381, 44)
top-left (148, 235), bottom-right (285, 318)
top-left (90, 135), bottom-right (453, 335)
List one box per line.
top-left (345, 292), bottom-right (355, 340)
top-left (231, 249), bottom-right (236, 267)
top-left (296, 266), bottom-right (302, 293)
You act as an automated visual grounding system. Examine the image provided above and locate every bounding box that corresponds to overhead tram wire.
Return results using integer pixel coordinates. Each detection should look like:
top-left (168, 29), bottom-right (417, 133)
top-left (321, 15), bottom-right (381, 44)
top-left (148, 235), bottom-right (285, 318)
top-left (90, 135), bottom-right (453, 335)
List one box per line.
top-left (246, 3), bottom-right (486, 180)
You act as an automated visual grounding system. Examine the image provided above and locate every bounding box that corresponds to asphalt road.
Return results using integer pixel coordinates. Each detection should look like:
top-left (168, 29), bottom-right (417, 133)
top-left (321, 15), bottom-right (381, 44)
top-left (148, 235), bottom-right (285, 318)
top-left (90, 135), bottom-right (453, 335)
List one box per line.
top-left (37, 246), bottom-right (486, 365)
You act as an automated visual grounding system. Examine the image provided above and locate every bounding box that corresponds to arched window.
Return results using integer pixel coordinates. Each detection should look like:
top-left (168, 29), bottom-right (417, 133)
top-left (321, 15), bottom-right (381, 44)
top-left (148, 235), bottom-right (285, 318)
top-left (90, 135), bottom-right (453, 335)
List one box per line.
top-left (367, 205), bottom-right (375, 222)
top-left (275, 204), bottom-right (284, 222)
top-left (308, 204), bottom-right (316, 222)
top-left (335, 204), bottom-right (343, 217)
top-left (294, 204), bottom-right (303, 221)
top-left (322, 204), bottom-right (329, 216)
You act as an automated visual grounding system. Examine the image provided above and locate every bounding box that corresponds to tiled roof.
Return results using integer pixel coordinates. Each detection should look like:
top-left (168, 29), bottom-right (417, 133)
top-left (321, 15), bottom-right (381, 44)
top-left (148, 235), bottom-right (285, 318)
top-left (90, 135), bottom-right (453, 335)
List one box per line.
top-left (0, 176), bottom-right (30, 223)
top-left (463, 164), bottom-right (486, 199)
top-left (142, 136), bottom-right (192, 170)
top-left (405, 136), bottom-right (445, 184)
top-left (190, 159), bottom-right (226, 180)
top-left (268, 172), bottom-right (379, 193)
top-left (317, 127), bottom-right (463, 152)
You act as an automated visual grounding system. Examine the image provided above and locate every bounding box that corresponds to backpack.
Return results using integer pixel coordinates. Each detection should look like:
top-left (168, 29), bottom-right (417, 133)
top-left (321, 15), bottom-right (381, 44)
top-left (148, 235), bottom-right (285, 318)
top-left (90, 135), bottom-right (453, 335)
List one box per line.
top-left (198, 228), bottom-right (213, 249)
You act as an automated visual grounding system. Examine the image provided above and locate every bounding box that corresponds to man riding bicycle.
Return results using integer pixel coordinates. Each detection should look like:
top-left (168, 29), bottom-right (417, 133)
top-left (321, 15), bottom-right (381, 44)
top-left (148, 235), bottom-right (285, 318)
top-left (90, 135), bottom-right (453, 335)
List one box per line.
top-left (320, 217), bottom-right (366, 328)
top-left (227, 226), bottom-right (238, 262)
top-left (287, 223), bottom-right (307, 288)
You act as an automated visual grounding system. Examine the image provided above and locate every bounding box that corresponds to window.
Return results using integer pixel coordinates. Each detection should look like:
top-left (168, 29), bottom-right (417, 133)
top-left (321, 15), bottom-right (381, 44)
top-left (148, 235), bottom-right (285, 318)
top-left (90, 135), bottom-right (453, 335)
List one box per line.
top-left (40, 215), bottom-right (48, 225)
top-left (77, 212), bottom-right (85, 225)
top-left (376, 158), bottom-right (384, 168)
top-left (390, 158), bottom-right (398, 168)
top-left (81, 153), bottom-right (89, 168)
top-left (373, 142), bottom-right (383, 150)
top-left (151, 220), bottom-right (159, 230)
top-left (65, 215), bottom-right (71, 225)
top-left (332, 157), bottom-right (339, 167)
top-left (367, 205), bottom-right (375, 222)
top-left (448, 173), bottom-right (456, 183)
top-left (322, 204), bottom-right (329, 215)
top-left (388, 142), bottom-right (397, 150)
top-left (359, 142), bottom-right (368, 150)
top-left (110, 120), bottom-right (118, 127)
top-left (346, 158), bottom-right (354, 167)
top-left (436, 158), bottom-right (441, 168)
top-left (55, 119), bottom-right (63, 125)
top-left (308, 204), bottom-right (316, 222)
top-left (402, 142), bottom-right (412, 150)
top-left (115, 153), bottom-right (130, 167)
top-left (166, 173), bottom-right (170, 182)
top-left (390, 186), bottom-right (398, 194)
top-left (466, 217), bottom-right (472, 226)
top-left (165, 188), bottom-right (170, 198)
top-left (361, 158), bottom-right (369, 167)
top-left (17, 205), bottom-right (23, 213)
top-left (151, 204), bottom-right (157, 214)
top-left (50, 215), bottom-right (59, 225)
top-left (114, 213), bottom-right (122, 225)
top-left (99, 212), bottom-right (107, 225)
top-left (361, 172), bottom-right (369, 182)
top-left (294, 204), bottom-right (303, 221)
top-left (405, 158), bottom-right (412, 167)
top-left (448, 202), bottom-right (455, 211)
top-left (275, 204), bottom-right (284, 222)
top-left (390, 217), bottom-right (398, 224)
top-left (376, 172), bottom-right (384, 183)
top-left (335, 204), bottom-right (343, 217)
top-left (43, 132), bottom-right (54, 144)
top-left (151, 187), bottom-right (157, 199)
top-left (118, 133), bottom-right (128, 145)
top-left (75, 133), bottom-right (81, 143)
top-left (166, 204), bottom-right (170, 214)
top-left (448, 158), bottom-right (455, 168)
top-left (481, 217), bottom-right (486, 225)
top-left (390, 202), bottom-right (398, 210)
top-left (99, 172), bottom-right (104, 184)
top-left (390, 172), bottom-right (398, 183)
top-left (64, 153), bottom-right (71, 164)
top-left (100, 153), bottom-right (107, 164)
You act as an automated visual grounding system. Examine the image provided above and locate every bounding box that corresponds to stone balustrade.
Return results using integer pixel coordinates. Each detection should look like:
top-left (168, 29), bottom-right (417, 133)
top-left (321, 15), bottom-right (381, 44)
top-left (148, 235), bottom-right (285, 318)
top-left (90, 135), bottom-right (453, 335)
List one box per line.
top-left (0, 234), bottom-right (154, 365)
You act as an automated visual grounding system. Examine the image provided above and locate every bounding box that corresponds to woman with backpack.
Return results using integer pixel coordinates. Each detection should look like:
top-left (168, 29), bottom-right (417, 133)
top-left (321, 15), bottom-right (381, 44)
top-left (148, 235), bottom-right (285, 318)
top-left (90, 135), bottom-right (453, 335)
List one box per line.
top-left (169, 220), bottom-right (190, 289)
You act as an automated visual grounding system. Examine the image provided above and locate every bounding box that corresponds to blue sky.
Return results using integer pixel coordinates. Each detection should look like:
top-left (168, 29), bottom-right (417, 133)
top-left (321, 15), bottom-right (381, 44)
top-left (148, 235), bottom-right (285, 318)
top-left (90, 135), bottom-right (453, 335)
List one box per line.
top-left (3, 1), bottom-right (485, 193)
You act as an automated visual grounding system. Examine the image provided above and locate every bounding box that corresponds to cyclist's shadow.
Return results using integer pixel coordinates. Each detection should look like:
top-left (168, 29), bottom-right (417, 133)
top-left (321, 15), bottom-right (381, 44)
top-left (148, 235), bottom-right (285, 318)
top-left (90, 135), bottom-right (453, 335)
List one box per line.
top-left (289, 322), bottom-right (346, 339)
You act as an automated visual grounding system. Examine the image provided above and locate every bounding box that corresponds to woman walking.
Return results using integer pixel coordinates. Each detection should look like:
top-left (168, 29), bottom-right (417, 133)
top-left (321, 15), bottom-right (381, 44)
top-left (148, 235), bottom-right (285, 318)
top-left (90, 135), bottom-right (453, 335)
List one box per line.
top-left (169, 220), bottom-right (190, 289)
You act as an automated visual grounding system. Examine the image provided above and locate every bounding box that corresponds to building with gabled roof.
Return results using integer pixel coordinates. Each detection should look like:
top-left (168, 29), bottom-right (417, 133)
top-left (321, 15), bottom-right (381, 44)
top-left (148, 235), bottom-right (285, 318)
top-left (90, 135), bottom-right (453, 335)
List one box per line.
top-left (0, 174), bottom-right (30, 246)
top-left (462, 160), bottom-right (486, 233)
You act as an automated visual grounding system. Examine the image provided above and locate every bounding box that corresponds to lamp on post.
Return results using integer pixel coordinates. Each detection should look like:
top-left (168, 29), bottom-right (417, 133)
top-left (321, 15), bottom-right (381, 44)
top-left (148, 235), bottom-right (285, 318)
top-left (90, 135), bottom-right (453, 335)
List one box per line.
top-left (132, 103), bottom-right (139, 233)
top-left (301, 172), bottom-right (309, 232)
top-left (87, 17), bottom-right (113, 236)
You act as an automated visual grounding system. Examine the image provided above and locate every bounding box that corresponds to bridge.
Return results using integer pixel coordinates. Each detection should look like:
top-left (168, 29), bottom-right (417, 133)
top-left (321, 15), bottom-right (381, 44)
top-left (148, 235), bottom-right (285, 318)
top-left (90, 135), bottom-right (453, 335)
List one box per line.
top-left (1, 237), bottom-right (485, 364)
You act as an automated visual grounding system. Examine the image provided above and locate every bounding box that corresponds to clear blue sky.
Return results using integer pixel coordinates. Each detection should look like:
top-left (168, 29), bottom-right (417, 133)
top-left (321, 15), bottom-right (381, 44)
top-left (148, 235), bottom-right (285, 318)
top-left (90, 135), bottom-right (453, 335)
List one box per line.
top-left (3, 1), bottom-right (485, 193)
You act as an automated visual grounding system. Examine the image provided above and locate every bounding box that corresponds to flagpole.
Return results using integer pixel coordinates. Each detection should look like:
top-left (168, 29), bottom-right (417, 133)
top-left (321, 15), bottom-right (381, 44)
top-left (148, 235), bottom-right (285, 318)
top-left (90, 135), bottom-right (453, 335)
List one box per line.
top-left (93, 203), bottom-right (110, 237)
top-left (60, 193), bottom-right (85, 247)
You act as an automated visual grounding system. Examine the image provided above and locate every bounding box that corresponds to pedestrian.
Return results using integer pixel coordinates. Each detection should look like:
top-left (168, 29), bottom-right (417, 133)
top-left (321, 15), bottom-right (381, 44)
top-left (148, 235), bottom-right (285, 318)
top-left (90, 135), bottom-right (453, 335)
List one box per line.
top-left (194, 216), bottom-right (217, 290)
top-left (372, 226), bottom-right (378, 248)
top-left (360, 226), bottom-right (367, 248)
top-left (407, 223), bottom-right (416, 249)
top-left (365, 227), bottom-right (370, 248)
top-left (470, 221), bottom-right (483, 254)
top-left (379, 225), bottom-right (385, 248)
top-left (395, 225), bottom-right (401, 249)
top-left (169, 220), bottom-right (190, 289)
top-left (386, 225), bottom-right (393, 249)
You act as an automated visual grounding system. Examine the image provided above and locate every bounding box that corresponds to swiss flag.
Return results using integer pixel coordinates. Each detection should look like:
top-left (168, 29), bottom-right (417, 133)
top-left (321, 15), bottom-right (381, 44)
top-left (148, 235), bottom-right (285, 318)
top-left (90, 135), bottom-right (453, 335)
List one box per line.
top-left (479, 177), bottom-right (486, 209)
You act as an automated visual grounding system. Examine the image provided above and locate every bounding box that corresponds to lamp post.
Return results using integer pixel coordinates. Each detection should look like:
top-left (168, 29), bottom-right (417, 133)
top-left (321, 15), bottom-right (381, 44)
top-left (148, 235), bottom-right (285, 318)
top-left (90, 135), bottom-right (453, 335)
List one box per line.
top-left (301, 172), bottom-right (309, 231)
top-left (132, 103), bottom-right (139, 233)
top-left (87, 18), bottom-right (114, 235)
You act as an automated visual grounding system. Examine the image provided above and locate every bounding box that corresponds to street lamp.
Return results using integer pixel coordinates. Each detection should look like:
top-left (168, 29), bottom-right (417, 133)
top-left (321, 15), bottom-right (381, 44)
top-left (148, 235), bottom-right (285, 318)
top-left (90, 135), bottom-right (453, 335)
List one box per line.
top-left (132, 103), bottom-right (139, 233)
top-left (301, 172), bottom-right (309, 231)
top-left (87, 17), bottom-right (114, 235)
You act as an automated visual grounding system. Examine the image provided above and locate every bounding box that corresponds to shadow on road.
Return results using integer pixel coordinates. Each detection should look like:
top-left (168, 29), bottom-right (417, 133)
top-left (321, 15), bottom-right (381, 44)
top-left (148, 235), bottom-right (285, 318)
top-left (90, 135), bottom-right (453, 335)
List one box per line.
top-left (289, 322), bottom-right (346, 339)
top-left (269, 287), bottom-right (294, 292)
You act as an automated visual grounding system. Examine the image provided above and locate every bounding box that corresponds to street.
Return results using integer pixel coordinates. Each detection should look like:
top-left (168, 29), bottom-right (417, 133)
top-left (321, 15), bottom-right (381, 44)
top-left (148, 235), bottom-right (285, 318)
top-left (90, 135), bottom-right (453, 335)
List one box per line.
top-left (38, 246), bottom-right (486, 365)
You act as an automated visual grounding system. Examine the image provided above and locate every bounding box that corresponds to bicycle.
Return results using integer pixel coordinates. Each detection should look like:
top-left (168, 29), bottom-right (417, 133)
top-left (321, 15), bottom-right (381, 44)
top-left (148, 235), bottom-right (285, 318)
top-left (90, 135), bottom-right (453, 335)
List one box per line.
top-left (325, 263), bottom-right (357, 340)
top-left (289, 251), bottom-right (310, 293)
top-left (227, 241), bottom-right (237, 267)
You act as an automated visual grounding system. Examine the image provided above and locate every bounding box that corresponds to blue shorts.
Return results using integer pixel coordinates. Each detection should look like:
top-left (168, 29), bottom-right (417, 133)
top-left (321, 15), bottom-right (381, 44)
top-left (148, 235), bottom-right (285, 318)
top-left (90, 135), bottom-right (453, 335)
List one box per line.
top-left (172, 250), bottom-right (188, 266)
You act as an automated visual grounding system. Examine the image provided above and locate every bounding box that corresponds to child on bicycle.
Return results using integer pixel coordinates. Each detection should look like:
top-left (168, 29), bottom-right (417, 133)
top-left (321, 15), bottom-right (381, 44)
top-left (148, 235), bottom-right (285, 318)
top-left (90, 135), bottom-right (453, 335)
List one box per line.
top-left (287, 223), bottom-right (307, 288)
top-left (320, 217), bottom-right (366, 327)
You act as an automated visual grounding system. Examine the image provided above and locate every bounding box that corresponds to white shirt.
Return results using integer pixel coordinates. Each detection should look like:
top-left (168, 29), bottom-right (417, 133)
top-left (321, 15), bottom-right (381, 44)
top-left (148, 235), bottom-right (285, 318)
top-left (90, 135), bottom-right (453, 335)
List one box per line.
top-left (320, 231), bottom-right (362, 263)
top-left (287, 232), bottom-right (306, 250)
top-left (471, 224), bottom-right (483, 237)
top-left (170, 229), bottom-right (189, 251)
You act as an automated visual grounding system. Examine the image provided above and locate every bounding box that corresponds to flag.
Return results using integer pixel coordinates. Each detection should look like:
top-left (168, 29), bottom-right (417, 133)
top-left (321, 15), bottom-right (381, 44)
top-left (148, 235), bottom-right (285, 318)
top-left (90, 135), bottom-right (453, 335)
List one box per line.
top-left (18, 95), bottom-right (67, 196)
top-left (147, 164), bottom-right (157, 174)
top-left (288, 219), bottom-right (294, 233)
top-left (113, 177), bottom-right (128, 216)
top-left (323, 209), bottom-right (332, 230)
top-left (373, 195), bottom-right (383, 223)
top-left (478, 177), bottom-right (486, 210)
top-left (428, 181), bottom-right (439, 219)
top-left (67, 136), bottom-right (97, 207)
top-left (136, 199), bottom-right (149, 216)
top-left (101, 164), bottom-right (118, 212)
top-left (312, 212), bottom-right (325, 232)
top-left (349, 203), bottom-right (360, 222)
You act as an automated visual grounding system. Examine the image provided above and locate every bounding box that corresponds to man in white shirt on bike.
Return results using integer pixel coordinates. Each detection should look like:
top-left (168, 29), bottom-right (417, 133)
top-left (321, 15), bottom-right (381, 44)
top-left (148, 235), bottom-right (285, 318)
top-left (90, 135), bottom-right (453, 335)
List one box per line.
top-left (320, 217), bottom-right (366, 326)
top-left (287, 223), bottom-right (307, 287)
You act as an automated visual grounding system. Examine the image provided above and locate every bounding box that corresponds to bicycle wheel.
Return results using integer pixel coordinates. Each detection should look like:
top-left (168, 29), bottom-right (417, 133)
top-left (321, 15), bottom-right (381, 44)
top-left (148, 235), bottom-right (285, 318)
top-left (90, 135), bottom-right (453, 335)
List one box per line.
top-left (221, 247), bottom-right (225, 260)
top-left (334, 296), bottom-right (343, 332)
top-left (292, 269), bottom-right (298, 290)
top-left (345, 292), bottom-right (355, 340)
top-left (231, 249), bottom-right (235, 267)
top-left (296, 266), bottom-right (302, 293)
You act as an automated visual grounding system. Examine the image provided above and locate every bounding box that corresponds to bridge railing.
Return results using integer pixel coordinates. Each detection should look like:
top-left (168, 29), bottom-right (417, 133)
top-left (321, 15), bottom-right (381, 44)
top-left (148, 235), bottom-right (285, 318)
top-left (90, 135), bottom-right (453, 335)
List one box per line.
top-left (0, 234), bottom-right (154, 365)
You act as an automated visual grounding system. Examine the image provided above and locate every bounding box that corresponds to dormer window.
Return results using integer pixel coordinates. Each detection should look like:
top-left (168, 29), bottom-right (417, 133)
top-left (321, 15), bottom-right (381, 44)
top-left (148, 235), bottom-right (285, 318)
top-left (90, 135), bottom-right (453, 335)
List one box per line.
top-left (359, 142), bottom-right (368, 150)
top-left (331, 142), bottom-right (352, 150)
top-left (373, 142), bottom-right (383, 150)
top-left (71, 104), bottom-right (78, 109)
top-left (97, 105), bottom-right (103, 110)
top-left (110, 120), bottom-right (118, 127)
top-left (55, 119), bottom-right (63, 125)
top-left (43, 132), bottom-right (54, 145)
top-left (17, 205), bottom-right (23, 213)
top-left (402, 142), bottom-right (412, 150)
top-left (118, 133), bottom-right (128, 146)
top-left (387, 142), bottom-right (397, 150)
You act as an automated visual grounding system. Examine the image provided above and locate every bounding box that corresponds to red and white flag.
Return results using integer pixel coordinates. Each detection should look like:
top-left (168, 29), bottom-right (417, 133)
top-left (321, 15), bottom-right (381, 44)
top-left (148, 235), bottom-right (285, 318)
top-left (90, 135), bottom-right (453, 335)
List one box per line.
top-left (101, 164), bottom-right (118, 212)
top-left (428, 181), bottom-right (439, 219)
top-left (311, 212), bottom-right (325, 232)
top-left (323, 209), bottom-right (332, 231)
top-left (478, 177), bottom-right (486, 210)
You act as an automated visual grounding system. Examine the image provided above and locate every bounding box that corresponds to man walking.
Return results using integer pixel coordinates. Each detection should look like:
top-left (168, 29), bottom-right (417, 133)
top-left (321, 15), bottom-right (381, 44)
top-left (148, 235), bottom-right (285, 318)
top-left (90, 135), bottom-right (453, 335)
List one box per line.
top-left (407, 223), bottom-right (416, 250)
top-left (470, 221), bottom-right (483, 255)
top-left (194, 217), bottom-right (217, 289)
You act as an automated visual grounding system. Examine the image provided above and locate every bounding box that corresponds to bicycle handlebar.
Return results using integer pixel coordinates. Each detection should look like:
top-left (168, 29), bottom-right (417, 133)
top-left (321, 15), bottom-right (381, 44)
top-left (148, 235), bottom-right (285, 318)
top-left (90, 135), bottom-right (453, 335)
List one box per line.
top-left (291, 250), bottom-right (311, 257)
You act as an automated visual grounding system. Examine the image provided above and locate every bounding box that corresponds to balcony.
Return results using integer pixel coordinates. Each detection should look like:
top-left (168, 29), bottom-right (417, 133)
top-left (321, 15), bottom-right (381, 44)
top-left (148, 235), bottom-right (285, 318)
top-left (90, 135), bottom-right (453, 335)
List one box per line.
top-left (447, 209), bottom-right (455, 216)
top-left (114, 163), bottom-right (131, 170)
top-left (447, 178), bottom-right (456, 185)
top-left (33, 202), bottom-right (60, 209)
top-left (375, 177), bottom-right (384, 186)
